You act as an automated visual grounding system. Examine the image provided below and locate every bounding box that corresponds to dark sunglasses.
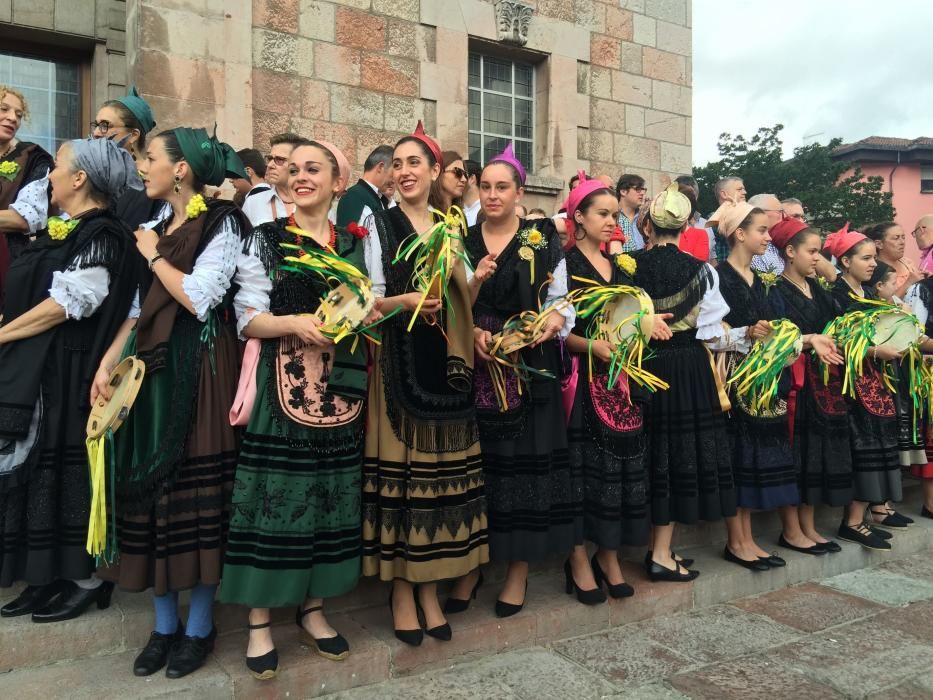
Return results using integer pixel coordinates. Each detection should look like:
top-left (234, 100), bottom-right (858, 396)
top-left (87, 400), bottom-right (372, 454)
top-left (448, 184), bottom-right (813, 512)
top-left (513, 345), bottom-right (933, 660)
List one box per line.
top-left (445, 167), bottom-right (467, 180)
top-left (265, 154), bottom-right (288, 166)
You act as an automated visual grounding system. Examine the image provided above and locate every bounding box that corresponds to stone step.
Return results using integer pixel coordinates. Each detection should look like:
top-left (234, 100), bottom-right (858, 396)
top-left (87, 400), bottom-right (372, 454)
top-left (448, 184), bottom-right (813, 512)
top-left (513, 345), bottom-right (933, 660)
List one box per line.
top-left (2, 485), bottom-right (929, 697)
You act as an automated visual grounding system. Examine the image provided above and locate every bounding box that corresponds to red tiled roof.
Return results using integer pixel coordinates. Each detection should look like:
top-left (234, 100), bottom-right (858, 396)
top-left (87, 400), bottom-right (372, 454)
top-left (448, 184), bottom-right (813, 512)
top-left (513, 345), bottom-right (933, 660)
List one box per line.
top-left (833, 136), bottom-right (933, 157)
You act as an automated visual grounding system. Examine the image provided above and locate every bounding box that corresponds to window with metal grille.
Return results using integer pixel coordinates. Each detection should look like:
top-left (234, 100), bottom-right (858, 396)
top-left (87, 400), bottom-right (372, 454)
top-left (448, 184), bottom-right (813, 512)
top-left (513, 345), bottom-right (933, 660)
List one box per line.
top-left (921, 165), bottom-right (933, 193)
top-left (0, 51), bottom-right (82, 154)
top-left (468, 52), bottom-right (534, 173)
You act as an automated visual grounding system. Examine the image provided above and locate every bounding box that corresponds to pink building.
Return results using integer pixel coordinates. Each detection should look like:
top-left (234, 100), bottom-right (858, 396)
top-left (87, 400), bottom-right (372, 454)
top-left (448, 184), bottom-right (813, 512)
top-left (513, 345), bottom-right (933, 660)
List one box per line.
top-left (832, 137), bottom-right (933, 262)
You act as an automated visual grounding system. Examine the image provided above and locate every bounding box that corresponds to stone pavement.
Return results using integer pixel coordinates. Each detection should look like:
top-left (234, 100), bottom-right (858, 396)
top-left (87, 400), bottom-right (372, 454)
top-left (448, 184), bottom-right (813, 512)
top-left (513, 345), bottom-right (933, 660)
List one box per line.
top-left (327, 551), bottom-right (933, 700)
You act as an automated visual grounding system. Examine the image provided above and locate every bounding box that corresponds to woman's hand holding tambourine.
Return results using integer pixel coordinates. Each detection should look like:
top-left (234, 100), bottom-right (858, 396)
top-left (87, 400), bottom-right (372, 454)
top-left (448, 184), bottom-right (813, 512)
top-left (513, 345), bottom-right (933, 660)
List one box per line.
top-left (746, 320), bottom-right (772, 341)
top-left (530, 310), bottom-right (565, 347)
top-left (591, 338), bottom-right (613, 363)
top-left (289, 315), bottom-right (333, 348)
top-left (474, 327), bottom-right (494, 362)
top-left (90, 360), bottom-right (117, 405)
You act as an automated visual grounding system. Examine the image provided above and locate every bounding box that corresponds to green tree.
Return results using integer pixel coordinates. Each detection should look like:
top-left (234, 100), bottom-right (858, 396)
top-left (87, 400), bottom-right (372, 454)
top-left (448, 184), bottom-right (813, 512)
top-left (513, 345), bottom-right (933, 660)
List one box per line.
top-left (693, 124), bottom-right (895, 232)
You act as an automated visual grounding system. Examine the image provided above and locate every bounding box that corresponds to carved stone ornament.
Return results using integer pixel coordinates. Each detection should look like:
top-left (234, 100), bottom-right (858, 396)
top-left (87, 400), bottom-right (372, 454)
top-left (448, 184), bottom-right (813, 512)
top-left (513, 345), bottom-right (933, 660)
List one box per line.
top-left (495, 0), bottom-right (534, 46)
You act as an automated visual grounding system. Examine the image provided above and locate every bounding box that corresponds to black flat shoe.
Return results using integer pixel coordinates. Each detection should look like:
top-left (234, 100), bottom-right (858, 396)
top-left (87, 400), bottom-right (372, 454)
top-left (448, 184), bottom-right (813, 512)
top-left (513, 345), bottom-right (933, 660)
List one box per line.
top-left (895, 510), bottom-right (914, 525)
top-left (871, 509), bottom-right (910, 529)
top-left (390, 583), bottom-right (423, 647)
top-left (443, 571), bottom-right (483, 614)
top-left (868, 525), bottom-right (893, 540)
top-left (837, 524), bottom-right (891, 551)
top-left (495, 582), bottom-right (528, 618)
top-left (723, 547), bottom-right (770, 572)
top-left (563, 560), bottom-right (607, 605)
top-left (922, 506), bottom-right (933, 520)
top-left (32, 581), bottom-right (114, 623)
top-left (591, 554), bottom-right (634, 598)
top-left (648, 559), bottom-right (699, 582)
top-left (165, 627), bottom-right (216, 679)
top-left (1, 580), bottom-right (68, 617)
top-left (246, 620), bottom-right (278, 680)
top-left (296, 605), bottom-right (349, 660)
top-left (758, 554), bottom-right (786, 568)
top-left (134, 622), bottom-right (184, 677)
top-left (644, 550), bottom-right (694, 569)
top-left (816, 540), bottom-right (842, 553)
top-left (777, 535), bottom-right (827, 555)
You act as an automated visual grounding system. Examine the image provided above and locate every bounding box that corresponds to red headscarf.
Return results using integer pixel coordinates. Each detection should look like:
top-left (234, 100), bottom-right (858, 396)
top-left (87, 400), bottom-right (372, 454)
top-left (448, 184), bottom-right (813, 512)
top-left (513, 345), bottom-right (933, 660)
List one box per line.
top-left (769, 217), bottom-right (809, 250)
top-left (822, 223), bottom-right (867, 259)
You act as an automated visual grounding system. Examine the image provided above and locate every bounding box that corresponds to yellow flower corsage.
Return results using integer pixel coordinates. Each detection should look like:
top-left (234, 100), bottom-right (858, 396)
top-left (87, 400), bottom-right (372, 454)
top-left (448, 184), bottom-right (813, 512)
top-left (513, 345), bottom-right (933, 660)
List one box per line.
top-left (518, 226), bottom-right (547, 283)
top-left (757, 269), bottom-right (779, 294)
top-left (48, 216), bottom-right (79, 241)
top-left (0, 160), bottom-right (20, 181)
top-left (614, 253), bottom-right (637, 276)
top-left (185, 193), bottom-right (208, 219)
top-left (816, 275), bottom-right (833, 292)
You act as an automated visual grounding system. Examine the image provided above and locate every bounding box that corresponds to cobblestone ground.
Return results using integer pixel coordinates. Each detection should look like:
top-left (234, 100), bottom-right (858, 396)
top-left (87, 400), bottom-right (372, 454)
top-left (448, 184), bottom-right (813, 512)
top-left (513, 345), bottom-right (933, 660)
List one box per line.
top-left (329, 551), bottom-right (933, 700)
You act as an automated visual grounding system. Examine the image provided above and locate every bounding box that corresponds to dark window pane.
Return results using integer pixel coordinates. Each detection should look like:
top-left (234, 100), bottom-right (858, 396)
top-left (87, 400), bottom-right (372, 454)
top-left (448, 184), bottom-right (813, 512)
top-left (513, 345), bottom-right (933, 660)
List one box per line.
top-left (514, 140), bottom-right (532, 172)
top-left (514, 99), bottom-right (532, 140)
top-left (53, 64), bottom-right (79, 93)
top-left (482, 56), bottom-right (512, 93)
top-left (484, 136), bottom-right (509, 162)
top-left (468, 53), bottom-right (480, 88)
top-left (469, 132), bottom-right (481, 163)
top-left (468, 97), bottom-right (480, 131)
top-left (514, 63), bottom-right (533, 97)
top-left (483, 92), bottom-right (512, 136)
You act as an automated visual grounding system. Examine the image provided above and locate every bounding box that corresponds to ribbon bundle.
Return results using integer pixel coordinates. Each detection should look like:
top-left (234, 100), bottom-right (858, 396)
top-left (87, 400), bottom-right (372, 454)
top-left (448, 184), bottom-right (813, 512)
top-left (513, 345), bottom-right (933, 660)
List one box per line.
top-left (566, 280), bottom-right (668, 394)
top-left (820, 295), bottom-right (928, 439)
top-left (393, 206), bottom-right (473, 331)
top-left (281, 232), bottom-right (389, 349)
top-left (85, 430), bottom-right (117, 564)
top-left (726, 319), bottom-right (802, 414)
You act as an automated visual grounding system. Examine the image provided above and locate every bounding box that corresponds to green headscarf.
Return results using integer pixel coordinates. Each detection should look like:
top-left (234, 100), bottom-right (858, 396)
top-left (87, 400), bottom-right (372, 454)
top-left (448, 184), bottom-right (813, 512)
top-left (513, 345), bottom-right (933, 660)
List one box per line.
top-left (173, 127), bottom-right (247, 186)
top-left (115, 86), bottom-right (156, 135)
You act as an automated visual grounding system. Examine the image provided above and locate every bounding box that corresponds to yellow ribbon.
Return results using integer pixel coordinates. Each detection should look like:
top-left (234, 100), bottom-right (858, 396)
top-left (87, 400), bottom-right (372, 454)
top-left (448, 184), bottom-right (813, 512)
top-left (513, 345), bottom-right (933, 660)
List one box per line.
top-left (85, 434), bottom-right (108, 558)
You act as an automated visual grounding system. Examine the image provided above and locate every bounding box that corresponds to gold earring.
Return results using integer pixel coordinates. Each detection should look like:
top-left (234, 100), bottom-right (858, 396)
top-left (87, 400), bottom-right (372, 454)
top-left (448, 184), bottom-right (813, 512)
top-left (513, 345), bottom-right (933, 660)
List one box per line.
top-left (173, 174), bottom-right (181, 194)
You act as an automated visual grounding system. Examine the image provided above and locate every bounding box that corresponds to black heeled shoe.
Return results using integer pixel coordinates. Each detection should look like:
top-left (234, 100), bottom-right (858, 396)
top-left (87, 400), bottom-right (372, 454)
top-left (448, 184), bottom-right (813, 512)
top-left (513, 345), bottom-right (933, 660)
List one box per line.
top-left (32, 581), bottom-right (114, 623)
top-left (723, 546), bottom-right (770, 572)
top-left (591, 554), bottom-right (634, 599)
top-left (495, 581), bottom-right (527, 618)
top-left (648, 559), bottom-right (699, 582)
top-left (1, 580), bottom-right (67, 617)
top-left (413, 586), bottom-right (452, 641)
top-left (389, 584), bottom-right (423, 647)
top-left (166, 626), bottom-right (216, 679)
top-left (563, 560), bottom-right (607, 605)
top-left (644, 550), bottom-right (694, 570)
top-left (134, 621), bottom-right (184, 677)
top-left (246, 621), bottom-right (279, 680)
top-left (296, 605), bottom-right (350, 660)
top-left (443, 571), bottom-right (484, 614)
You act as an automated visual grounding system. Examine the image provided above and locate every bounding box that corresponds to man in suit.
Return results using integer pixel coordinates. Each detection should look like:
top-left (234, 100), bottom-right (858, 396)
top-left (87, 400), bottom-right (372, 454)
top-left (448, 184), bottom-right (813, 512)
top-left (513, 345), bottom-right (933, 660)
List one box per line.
top-left (336, 144), bottom-right (394, 227)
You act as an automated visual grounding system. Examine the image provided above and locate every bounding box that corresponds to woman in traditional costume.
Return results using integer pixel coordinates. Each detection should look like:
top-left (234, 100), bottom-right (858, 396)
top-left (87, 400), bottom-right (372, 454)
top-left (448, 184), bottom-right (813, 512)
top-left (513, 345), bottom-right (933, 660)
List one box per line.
top-left (92, 86), bottom-right (164, 231)
top-left (0, 139), bottom-right (140, 620)
top-left (92, 127), bottom-right (248, 679)
top-left (632, 184), bottom-right (737, 582)
top-left (219, 140), bottom-right (370, 679)
top-left (0, 85), bottom-right (53, 304)
top-left (825, 226), bottom-right (902, 550)
top-left (563, 178), bottom-right (671, 598)
top-left (769, 218), bottom-right (850, 554)
top-left (452, 150), bottom-right (589, 617)
top-left (361, 123), bottom-right (488, 646)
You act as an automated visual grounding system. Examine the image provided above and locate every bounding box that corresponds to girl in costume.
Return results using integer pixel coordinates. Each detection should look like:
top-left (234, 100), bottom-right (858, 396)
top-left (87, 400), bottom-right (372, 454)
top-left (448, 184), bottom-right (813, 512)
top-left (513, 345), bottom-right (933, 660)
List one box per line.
top-left (825, 226), bottom-right (902, 550)
top-left (563, 178), bottom-right (672, 599)
top-left (453, 150), bottom-right (589, 618)
top-left (92, 86), bottom-right (164, 231)
top-left (361, 123), bottom-right (488, 646)
top-left (769, 218), bottom-right (850, 554)
top-left (0, 139), bottom-right (140, 620)
top-left (632, 184), bottom-right (737, 582)
top-left (92, 127), bottom-right (248, 679)
top-left (219, 140), bottom-right (370, 680)
top-left (0, 85), bottom-right (53, 305)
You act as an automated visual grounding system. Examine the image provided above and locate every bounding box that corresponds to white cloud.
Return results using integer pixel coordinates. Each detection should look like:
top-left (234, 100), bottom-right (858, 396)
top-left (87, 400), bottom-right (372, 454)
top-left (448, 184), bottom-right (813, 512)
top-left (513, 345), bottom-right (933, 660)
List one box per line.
top-left (692, 0), bottom-right (933, 165)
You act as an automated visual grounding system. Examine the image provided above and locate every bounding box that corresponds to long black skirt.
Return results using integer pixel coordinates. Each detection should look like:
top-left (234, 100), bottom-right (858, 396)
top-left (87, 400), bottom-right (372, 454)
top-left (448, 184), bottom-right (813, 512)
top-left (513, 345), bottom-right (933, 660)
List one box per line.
top-left (791, 358), bottom-right (853, 507)
top-left (643, 334), bottom-right (736, 526)
top-left (568, 358), bottom-right (649, 548)
top-left (478, 347), bottom-right (582, 562)
top-left (848, 365), bottom-right (901, 503)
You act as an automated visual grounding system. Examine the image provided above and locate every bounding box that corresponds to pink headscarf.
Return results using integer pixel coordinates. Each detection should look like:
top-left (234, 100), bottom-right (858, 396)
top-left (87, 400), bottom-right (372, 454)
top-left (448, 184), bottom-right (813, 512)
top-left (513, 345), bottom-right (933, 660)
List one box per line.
top-left (822, 223), bottom-right (867, 259)
top-left (314, 139), bottom-right (351, 195)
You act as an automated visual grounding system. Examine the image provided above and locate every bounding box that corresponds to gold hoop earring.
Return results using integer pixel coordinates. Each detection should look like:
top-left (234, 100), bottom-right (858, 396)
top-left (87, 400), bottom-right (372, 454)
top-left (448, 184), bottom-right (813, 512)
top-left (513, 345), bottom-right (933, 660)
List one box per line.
top-left (173, 175), bottom-right (182, 194)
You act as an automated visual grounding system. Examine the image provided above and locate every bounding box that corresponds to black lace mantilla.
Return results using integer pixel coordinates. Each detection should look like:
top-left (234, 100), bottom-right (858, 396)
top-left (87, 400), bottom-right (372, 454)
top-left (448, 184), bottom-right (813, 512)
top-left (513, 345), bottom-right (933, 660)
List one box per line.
top-left (632, 245), bottom-right (712, 323)
top-left (770, 277), bottom-right (839, 335)
top-left (717, 262), bottom-right (774, 327)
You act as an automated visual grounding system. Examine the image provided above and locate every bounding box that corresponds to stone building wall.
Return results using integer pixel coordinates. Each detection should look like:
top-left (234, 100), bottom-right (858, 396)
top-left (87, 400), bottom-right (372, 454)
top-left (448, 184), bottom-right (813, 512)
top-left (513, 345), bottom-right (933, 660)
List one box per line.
top-left (20, 0), bottom-right (692, 209)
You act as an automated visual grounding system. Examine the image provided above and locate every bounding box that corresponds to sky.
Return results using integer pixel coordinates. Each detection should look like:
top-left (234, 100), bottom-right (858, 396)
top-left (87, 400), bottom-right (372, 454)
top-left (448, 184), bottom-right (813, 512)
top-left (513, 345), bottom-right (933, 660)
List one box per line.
top-left (692, 0), bottom-right (933, 165)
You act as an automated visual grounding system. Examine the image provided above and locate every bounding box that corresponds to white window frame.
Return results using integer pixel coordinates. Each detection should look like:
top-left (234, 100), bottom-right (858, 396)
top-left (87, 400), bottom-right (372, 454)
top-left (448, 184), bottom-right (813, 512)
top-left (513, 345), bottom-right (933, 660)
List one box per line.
top-left (468, 52), bottom-right (535, 173)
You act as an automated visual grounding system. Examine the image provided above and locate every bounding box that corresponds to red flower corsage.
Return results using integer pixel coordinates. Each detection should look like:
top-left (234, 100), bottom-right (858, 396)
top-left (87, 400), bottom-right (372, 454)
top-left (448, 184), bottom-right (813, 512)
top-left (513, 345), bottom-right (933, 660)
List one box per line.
top-left (346, 221), bottom-right (369, 239)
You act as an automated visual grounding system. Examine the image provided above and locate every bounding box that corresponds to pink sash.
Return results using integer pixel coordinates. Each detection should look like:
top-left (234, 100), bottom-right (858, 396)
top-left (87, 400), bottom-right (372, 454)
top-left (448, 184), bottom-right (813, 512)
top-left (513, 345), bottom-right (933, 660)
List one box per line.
top-left (229, 337), bottom-right (261, 426)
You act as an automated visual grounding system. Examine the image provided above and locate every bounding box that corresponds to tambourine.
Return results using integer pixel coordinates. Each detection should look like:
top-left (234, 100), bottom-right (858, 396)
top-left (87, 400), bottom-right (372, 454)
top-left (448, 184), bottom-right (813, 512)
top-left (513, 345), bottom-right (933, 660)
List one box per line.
top-left (758, 321), bottom-right (804, 368)
top-left (86, 356), bottom-right (146, 440)
top-left (314, 277), bottom-right (376, 337)
top-left (871, 308), bottom-right (923, 353)
top-left (488, 311), bottom-right (547, 357)
top-left (726, 318), bottom-right (801, 414)
top-left (597, 288), bottom-right (655, 346)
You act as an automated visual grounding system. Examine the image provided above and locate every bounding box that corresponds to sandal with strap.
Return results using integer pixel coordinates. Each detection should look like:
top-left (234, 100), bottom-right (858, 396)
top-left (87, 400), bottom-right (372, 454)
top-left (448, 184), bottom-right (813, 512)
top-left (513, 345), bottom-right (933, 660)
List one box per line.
top-left (295, 606), bottom-right (350, 661)
top-left (245, 621), bottom-right (278, 680)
